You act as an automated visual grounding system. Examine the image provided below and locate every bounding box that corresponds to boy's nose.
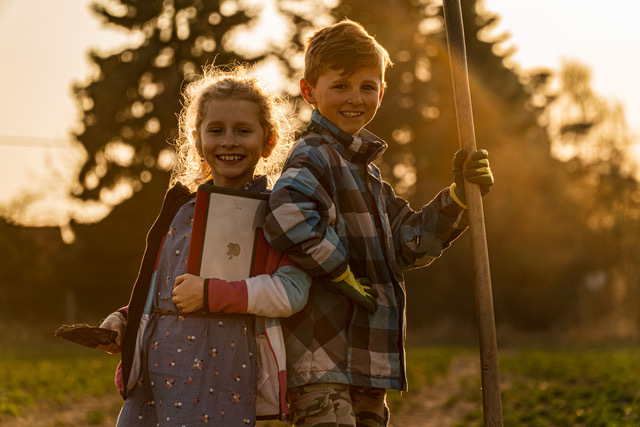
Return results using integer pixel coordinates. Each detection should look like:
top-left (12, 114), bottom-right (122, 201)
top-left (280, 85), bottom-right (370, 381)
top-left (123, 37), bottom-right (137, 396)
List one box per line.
top-left (347, 90), bottom-right (364, 105)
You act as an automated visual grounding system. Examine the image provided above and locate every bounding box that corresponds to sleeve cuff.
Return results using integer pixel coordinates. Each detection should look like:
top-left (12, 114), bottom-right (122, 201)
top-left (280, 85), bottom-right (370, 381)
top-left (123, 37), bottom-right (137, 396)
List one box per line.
top-left (207, 278), bottom-right (249, 313)
top-left (331, 265), bottom-right (351, 282)
top-left (329, 264), bottom-right (349, 282)
top-left (449, 183), bottom-right (468, 209)
top-left (203, 279), bottom-right (210, 313)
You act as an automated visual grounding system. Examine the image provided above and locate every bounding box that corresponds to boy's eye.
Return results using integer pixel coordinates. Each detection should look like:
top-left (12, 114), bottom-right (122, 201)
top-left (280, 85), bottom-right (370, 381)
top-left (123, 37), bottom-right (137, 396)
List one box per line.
top-left (362, 84), bottom-right (377, 91)
top-left (237, 128), bottom-right (252, 134)
top-left (209, 128), bottom-right (223, 134)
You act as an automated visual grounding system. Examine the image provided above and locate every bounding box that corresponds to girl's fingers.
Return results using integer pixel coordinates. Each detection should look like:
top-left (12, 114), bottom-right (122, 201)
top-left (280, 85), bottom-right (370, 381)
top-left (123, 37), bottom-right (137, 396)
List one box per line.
top-left (174, 275), bottom-right (185, 287)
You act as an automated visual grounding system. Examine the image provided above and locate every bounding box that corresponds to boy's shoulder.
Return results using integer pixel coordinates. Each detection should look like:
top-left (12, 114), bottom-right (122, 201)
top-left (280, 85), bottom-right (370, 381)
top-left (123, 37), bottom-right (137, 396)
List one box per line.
top-left (287, 126), bottom-right (335, 162)
top-left (294, 123), bottom-right (336, 146)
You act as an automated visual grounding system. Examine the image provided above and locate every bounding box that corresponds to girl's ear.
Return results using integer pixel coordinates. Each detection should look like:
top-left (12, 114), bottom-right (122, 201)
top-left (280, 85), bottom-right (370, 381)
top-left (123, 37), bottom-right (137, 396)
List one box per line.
top-left (300, 78), bottom-right (316, 105)
top-left (193, 130), bottom-right (203, 156)
top-left (262, 135), bottom-right (276, 159)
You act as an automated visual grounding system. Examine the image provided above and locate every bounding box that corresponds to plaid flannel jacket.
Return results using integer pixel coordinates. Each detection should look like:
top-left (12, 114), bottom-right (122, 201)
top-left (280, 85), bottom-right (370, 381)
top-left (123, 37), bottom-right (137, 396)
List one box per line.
top-left (264, 110), bottom-right (468, 391)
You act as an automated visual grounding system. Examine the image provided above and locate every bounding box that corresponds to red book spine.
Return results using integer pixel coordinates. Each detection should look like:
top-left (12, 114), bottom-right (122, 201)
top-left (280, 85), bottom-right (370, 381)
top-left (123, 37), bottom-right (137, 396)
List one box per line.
top-left (186, 189), bottom-right (209, 275)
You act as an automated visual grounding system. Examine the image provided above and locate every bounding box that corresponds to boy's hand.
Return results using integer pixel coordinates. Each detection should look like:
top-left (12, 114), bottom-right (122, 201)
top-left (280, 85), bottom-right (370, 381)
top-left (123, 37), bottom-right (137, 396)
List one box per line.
top-left (326, 266), bottom-right (378, 314)
top-left (451, 149), bottom-right (494, 208)
top-left (173, 274), bottom-right (205, 313)
top-left (97, 313), bottom-right (125, 354)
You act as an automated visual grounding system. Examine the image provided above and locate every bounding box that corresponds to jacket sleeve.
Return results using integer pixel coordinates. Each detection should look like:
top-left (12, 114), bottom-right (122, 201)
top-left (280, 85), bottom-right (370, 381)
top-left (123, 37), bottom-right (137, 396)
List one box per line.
top-left (205, 259), bottom-right (311, 318)
top-left (384, 182), bottom-right (468, 269)
top-left (264, 142), bottom-right (348, 279)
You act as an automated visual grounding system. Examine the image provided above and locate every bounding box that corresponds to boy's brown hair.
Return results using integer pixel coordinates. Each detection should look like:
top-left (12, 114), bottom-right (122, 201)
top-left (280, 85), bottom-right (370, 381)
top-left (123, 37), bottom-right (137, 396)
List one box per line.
top-left (304, 19), bottom-right (393, 87)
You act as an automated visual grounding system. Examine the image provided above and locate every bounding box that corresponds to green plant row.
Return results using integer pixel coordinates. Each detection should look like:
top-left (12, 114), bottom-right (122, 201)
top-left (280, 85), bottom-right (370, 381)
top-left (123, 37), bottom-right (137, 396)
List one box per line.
top-left (0, 343), bottom-right (120, 418)
top-left (3, 342), bottom-right (640, 426)
top-left (499, 347), bottom-right (640, 426)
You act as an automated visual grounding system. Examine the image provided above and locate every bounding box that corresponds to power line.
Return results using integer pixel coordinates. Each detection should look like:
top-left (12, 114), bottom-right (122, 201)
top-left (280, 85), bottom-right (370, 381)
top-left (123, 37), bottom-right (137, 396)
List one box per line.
top-left (0, 135), bottom-right (79, 149)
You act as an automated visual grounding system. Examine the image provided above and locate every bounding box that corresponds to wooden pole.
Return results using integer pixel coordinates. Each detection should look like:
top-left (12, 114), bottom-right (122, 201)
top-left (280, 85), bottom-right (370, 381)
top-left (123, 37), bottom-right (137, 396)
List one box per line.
top-left (442, 1), bottom-right (503, 425)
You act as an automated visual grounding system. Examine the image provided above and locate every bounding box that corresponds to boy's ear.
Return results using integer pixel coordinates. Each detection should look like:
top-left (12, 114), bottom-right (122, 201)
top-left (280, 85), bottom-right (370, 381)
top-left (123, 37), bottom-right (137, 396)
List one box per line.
top-left (300, 78), bottom-right (316, 105)
top-left (378, 86), bottom-right (385, 107)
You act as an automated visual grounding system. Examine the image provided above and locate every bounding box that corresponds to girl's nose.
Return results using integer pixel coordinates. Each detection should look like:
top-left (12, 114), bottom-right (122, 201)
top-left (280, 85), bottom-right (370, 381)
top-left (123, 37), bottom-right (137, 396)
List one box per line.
top-left (220, 133), bottom-right (237, 147)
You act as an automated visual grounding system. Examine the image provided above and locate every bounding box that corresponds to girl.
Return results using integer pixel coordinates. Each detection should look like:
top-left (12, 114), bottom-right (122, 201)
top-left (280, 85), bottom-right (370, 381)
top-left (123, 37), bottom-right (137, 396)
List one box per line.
top-left (98, 64), bottom-right (310, 426)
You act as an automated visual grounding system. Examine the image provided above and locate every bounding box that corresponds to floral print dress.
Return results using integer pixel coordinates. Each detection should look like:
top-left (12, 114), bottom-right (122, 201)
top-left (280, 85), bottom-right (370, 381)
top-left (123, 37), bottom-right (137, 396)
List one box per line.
top-left (117, 196), bottom-right (258, 426)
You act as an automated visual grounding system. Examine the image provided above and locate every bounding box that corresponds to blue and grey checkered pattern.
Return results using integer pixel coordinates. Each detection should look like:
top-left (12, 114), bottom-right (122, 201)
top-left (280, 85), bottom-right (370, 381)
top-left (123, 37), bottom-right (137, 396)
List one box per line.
top-left (264, 110), bottom-right (468, 391)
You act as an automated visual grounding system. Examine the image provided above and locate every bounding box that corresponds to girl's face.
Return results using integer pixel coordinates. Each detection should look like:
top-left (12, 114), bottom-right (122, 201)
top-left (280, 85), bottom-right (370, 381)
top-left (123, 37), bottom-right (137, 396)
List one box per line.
top-left (197, 98), bottom-right (269, 189)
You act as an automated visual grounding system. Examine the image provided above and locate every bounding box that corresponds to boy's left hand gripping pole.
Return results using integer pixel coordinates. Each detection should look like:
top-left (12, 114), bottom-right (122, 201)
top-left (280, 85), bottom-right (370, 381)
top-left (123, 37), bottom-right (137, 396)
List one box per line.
top-left (442, 0), bottom-right (503, 425)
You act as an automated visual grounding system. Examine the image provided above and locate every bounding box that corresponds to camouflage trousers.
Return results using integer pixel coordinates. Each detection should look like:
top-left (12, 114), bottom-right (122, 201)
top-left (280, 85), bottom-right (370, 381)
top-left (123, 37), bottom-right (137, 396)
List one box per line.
top-left (286, 383), bottom-right (389, 427)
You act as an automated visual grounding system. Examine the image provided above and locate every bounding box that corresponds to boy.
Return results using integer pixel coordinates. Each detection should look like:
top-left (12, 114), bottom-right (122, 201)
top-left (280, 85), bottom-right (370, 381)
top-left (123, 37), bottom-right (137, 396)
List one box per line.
top-left (264, 19), bottom-right (493, 426)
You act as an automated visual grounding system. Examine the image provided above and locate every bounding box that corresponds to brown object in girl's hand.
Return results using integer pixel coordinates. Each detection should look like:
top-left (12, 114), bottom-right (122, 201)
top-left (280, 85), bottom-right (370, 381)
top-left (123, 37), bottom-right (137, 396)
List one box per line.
top-left (54, 323), bottom-right (118, 348)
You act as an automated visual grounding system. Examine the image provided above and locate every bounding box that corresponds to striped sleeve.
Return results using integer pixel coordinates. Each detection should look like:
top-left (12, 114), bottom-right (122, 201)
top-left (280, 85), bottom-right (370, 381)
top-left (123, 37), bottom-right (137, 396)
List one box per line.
top-left (265, 143), bottom-right (348, 278)
top-left (206, 265), bottom-right (310, 318)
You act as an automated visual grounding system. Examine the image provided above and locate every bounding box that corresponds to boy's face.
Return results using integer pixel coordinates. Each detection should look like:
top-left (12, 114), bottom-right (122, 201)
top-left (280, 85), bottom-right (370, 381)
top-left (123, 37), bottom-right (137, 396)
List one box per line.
top-left (301, 66), bottom-right (384, 135)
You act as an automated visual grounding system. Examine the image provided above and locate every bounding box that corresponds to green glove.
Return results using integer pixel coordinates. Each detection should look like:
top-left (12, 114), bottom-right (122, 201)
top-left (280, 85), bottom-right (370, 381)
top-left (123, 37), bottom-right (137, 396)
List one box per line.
top-left (450, 149), bottom-right (494, 208)
top-left (326, 266), bottom-right (378, 314)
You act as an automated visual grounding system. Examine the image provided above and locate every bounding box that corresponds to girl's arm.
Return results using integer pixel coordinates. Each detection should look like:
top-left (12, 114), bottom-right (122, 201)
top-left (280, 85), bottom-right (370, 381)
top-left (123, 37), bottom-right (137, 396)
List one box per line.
top-left (205, 264), bottom-right (310, 317)
top-left (173, 262), bottom-right (311, 318)
top-left (97, 307), bottom-right (128, 354)
top-left (174, 230), bottom-right (311, 317)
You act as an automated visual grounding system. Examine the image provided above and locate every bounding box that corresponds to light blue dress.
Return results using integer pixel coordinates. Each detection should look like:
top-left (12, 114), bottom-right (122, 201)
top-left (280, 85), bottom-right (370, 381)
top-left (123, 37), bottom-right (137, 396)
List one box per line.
top-left (117, 197), bottom-right (258, 426)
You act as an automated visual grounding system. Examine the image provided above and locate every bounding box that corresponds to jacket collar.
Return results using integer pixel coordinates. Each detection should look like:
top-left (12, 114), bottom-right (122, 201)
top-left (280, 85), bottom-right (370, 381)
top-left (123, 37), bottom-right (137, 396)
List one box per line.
top-left (308, 110), bottom-right (387, 164)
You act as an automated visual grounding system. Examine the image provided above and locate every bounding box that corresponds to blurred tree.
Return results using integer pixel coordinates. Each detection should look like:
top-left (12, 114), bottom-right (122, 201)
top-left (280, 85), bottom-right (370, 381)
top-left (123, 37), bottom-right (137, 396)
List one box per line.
top-left (0, 217), bottom-right (67, 323)
top-left (65, 0), bottom-right (260, 319)
top-left (7, 0), bottom-right (638, 341)
top-left (59, 0), bottom-right (335, 319)
top-left (77, 1), bottom-right (264, 203)
top-left (530, 60), bottom-right (640, 339)
top-left (330, 0), bottom-right (598, 334)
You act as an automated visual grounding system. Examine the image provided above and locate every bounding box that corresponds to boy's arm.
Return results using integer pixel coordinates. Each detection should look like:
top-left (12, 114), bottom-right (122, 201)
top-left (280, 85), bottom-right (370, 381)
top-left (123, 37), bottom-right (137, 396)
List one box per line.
top-left (264, 144), bottom-right (349, 279)
top-left (387, 182), bottom-right (468, 269)
top-left (388, 149), bottom-right (494, 269)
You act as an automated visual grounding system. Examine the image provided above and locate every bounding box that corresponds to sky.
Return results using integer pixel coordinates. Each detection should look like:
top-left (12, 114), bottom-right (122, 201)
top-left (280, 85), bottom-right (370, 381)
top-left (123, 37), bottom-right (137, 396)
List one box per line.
top-left (1, 0), bottom-right (639, 227)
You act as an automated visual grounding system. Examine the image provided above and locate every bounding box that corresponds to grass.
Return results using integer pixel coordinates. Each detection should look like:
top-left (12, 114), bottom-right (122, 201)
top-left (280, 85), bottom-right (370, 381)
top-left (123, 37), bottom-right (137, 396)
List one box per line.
top-left (0, 339), bottom-right (121, 420)
top-left (499, 346), bottom-right (640, 426)
top-left (434, 344), bottom-right (640, 427)
top-left (3, 336), bottom-right (640, 426)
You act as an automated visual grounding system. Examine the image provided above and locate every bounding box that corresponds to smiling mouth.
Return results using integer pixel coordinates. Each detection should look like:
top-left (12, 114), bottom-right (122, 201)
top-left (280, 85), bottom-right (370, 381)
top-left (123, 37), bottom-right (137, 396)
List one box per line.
top-left (217, 154), bottom-right (245, 161)
top-left (340, 111), bottom-right (364, 118)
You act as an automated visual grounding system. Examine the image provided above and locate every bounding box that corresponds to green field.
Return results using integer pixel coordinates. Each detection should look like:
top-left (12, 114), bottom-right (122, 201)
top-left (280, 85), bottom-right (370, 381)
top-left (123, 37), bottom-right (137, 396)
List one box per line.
top-left (2, 339), bottom-right (640, 426)
top-left (0, 340), bottom-right (122, 425)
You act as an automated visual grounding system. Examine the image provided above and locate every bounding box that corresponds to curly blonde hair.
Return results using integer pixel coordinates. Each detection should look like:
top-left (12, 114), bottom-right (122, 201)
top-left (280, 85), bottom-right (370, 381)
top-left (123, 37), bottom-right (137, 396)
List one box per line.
top-left (171, 64), bottom-right (295, 191)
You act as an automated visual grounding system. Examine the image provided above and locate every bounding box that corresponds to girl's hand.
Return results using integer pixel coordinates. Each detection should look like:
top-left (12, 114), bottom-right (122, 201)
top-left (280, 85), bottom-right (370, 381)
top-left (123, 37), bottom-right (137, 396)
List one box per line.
top-left (173, 274), bottom-right (205, 313)
top-left (97, 313), bottom-right (125, 354)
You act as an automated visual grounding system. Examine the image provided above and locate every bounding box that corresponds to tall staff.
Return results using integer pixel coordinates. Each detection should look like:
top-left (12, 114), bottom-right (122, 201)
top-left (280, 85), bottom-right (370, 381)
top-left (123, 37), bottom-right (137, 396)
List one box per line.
top-left (442, 0), bottom-right (503, 425)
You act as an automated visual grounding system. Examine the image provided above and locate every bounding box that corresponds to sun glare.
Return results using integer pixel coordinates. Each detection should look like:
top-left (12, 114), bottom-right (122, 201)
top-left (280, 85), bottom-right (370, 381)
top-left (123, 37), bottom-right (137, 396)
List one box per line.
top-left (223, 0), bottom-right (293, 58)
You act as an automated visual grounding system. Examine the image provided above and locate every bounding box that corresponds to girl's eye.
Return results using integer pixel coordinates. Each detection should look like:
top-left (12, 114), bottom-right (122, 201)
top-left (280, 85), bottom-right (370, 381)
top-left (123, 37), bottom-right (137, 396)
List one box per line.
top-left (333, 84), bottom-right (347, 90)
top-left (237, 128), bottom-right (252, 134)
top-left (209, 128), bottom-right (223, 134)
